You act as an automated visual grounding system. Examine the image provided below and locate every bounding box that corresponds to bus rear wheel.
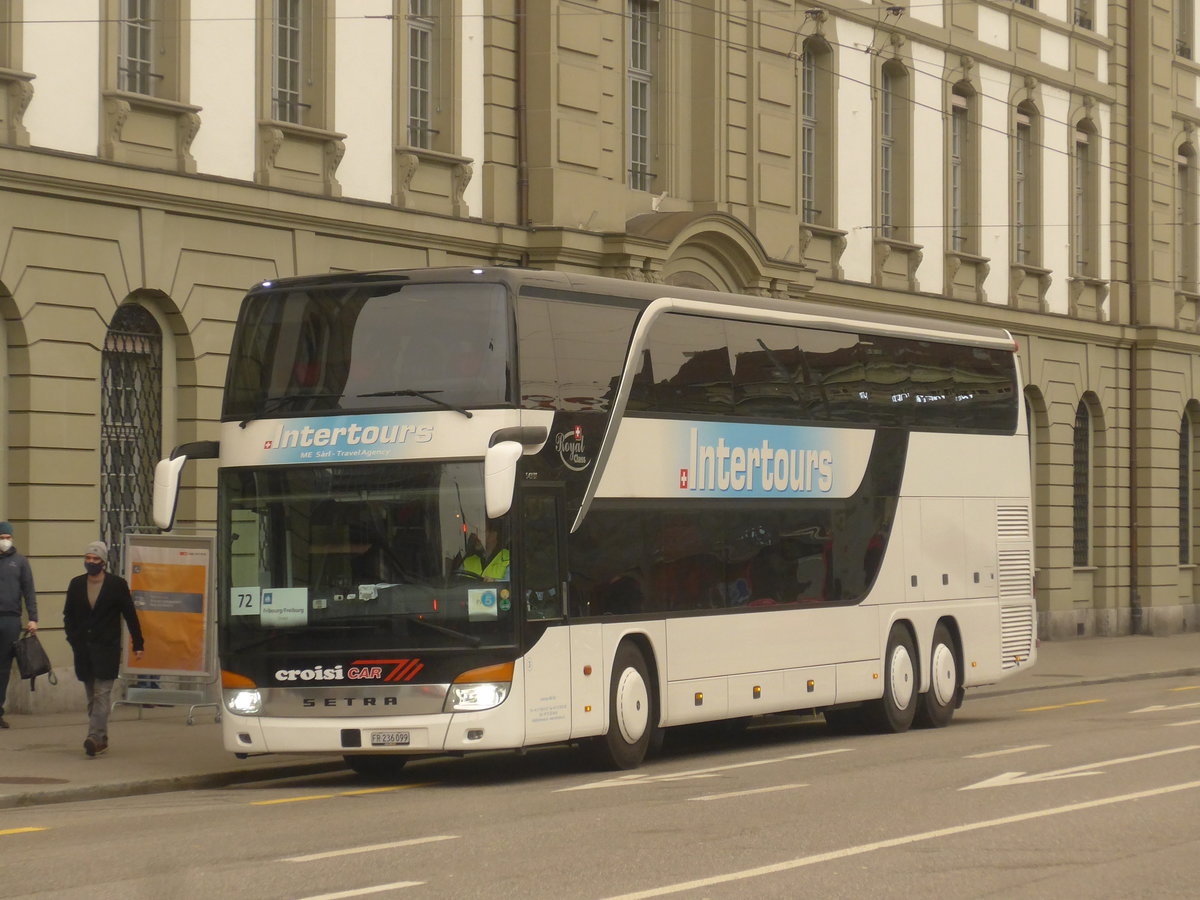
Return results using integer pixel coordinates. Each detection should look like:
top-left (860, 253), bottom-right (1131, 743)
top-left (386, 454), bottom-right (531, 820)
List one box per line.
top-left (864, 625), bottom-right (918, 733)
top-left (344, 754), bottom-right (408, 779)
top-left (915, 623), bottom-right (959, 728)
top-left (589, 642), bottom-right (657, 770)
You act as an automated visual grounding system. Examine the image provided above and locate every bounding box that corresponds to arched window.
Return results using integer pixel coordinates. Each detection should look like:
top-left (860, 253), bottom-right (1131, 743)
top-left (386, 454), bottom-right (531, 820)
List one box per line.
top-left (100, 303), bottom-right (163, 573)
top-left (1072, 398), bottom-right (1093, 566)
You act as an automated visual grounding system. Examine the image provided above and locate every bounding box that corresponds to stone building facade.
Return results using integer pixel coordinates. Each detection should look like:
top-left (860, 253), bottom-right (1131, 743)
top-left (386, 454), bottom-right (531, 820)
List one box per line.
top-left (1, 1), bottom-right (1199, 709)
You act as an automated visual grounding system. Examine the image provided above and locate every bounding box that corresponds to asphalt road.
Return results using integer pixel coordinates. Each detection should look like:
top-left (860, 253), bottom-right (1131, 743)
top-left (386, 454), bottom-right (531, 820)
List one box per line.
top-left (4, 675), bottom-right (1200, 899)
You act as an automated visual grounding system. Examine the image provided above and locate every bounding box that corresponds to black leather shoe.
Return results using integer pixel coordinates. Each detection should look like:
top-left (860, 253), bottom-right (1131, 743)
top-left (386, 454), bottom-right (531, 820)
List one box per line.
top-left (84, 736), bottom-right (97, 756)
top-left (0, 716), bottom-right (9, 729)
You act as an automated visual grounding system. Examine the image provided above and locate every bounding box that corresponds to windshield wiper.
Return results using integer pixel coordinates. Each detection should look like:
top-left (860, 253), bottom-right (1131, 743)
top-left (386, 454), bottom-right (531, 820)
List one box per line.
top-left (239, 393), bottom-right (345, 428)
top-left (357, 389), bottom-right (473, 418)
top-left (401, 614), bottom-right (482, 647)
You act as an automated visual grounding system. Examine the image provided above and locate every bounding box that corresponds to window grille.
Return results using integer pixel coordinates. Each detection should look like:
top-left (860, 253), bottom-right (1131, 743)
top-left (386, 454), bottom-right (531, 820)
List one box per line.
top-left (119, 0), bottom-right (154, 95)
top-left (101, 305), bottom-right (162, 575)
top-left (273, 0), bottom-right (304, 123)
top-left (1181, 414), bottom-right (1192, 565)
top-left (1072, 401), bottom-right (1090, 567)
top-left (408, 0), bottom-right (435, 148)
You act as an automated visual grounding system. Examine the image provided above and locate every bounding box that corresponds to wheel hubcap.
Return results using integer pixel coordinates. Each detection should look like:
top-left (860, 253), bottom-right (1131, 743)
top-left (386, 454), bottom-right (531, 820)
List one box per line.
top-left (615, 667), bottom-right (649, 744)
top-left (930, 642), bottom-right (957, 706)
top-left (890, 645), bottom-right (915, 711)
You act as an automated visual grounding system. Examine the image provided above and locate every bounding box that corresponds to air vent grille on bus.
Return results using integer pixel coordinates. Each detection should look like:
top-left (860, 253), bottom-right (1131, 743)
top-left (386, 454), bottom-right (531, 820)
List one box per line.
top-left (998, 549), bottom-right (1033, 598)
top-left (996, 505), bottom-right (1031, 539)
top-left (1001, 604), bottom-right (1035, 669)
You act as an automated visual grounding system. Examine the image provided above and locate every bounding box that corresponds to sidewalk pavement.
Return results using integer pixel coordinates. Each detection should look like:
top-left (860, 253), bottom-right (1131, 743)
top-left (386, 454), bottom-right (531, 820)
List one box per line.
top-left (2, 633), bottom-right (1199, 810)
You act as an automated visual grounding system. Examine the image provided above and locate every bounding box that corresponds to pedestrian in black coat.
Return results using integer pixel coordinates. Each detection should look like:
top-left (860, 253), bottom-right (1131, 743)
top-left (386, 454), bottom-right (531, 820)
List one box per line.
top-left (62, 541), bottom-right (145, 756)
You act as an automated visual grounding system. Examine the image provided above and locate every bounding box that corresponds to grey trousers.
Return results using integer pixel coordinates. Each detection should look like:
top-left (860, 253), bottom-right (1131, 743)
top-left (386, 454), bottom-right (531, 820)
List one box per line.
top-left (84, 679), bottom-right (115, 743)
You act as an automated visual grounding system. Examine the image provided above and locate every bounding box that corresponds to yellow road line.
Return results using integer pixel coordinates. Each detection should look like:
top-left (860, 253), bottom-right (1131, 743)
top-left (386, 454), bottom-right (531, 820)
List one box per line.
top-left (1020, 699), bottom-right (1106, 712)
top-left (252, 793), bottom-right (338, 806)
top-left (0, 827), bottom-right (48, 836)
top-left (340, 782), bottom-right (433, 796)
top-left (1169, 685), bottom-right (1200, 692)
top-left (252, 782), bottom-right (434, 805)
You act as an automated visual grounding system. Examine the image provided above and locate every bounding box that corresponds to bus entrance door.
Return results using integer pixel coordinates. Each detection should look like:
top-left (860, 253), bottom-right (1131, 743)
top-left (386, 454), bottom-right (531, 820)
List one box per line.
top-left (519, 486), bottom-right (573, 745)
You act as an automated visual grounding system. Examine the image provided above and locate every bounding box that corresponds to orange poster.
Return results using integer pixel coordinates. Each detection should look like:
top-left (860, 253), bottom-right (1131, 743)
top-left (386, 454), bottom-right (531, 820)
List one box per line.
top-left (125, 540), bottom-right (212, 676)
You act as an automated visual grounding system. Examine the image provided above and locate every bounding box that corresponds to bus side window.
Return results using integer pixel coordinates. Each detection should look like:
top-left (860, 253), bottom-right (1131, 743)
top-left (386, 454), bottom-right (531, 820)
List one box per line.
top-left (522, 492), bottom-right (563, 620)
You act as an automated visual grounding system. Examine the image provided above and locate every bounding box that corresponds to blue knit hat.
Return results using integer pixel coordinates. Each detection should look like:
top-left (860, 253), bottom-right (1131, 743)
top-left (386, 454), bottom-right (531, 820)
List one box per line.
top-left (0, 522), bottom-right (12, 536)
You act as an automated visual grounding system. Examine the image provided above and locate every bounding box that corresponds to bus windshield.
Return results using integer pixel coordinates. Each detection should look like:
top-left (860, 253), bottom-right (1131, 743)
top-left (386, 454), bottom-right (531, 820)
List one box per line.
top-left (219, 461), bottom-right (516, 653)
top-left (223, 280), bottom-right (512, 420)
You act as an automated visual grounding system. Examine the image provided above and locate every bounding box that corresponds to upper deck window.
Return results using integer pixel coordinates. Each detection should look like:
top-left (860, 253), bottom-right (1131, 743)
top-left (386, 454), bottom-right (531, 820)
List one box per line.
top-left (224, 281), bottom-right (512, 421)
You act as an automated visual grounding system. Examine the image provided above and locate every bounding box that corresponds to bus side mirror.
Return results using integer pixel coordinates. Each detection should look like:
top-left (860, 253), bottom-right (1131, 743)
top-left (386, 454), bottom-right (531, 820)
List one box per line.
top-left (484, 440), bottom-right (523, 518)
top-left (153, 440), bottom-right (219, 531)
top-left (153, 456), bottom-right (187, 531)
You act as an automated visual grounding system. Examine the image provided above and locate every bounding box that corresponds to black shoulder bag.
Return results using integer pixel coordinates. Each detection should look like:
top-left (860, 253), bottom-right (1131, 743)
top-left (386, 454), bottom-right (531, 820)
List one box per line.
top-left (12, 631), bottom-right (57, 690)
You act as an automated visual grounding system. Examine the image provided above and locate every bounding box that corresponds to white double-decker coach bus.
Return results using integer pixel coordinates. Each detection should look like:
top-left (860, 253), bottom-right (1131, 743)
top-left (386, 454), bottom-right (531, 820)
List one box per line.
top-left (154, 267), bottom-right (1036, 775)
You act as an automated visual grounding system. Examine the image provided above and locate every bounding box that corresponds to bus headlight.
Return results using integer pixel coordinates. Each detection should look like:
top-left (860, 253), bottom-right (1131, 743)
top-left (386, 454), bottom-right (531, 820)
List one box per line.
top-left (443, 662), bottom-right (514, 713)
top-left (225, 689), bottom-right (263, 715)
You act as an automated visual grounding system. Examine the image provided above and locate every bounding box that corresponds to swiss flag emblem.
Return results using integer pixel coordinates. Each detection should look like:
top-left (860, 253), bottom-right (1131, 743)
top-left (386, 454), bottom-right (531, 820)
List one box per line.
top-left (264, 441), bottom-right (273, 449)
top-left (679, 469), bottom-right (689, 489)
top-left (574, 425), bottom-right (582, 440)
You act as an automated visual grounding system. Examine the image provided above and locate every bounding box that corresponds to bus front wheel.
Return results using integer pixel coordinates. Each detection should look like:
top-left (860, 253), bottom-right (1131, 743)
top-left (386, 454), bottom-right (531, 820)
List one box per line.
top-left (589, 642), bottom-right (657, 770)
top-left (915, 623), bottom-right (959, 728)
top-left (864, 625), bottom-right (918, 733)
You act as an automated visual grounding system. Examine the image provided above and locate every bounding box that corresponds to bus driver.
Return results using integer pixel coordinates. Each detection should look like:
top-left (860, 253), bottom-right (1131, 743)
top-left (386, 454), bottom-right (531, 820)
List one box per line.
top-left (460, 523), bottom-right (510, 582)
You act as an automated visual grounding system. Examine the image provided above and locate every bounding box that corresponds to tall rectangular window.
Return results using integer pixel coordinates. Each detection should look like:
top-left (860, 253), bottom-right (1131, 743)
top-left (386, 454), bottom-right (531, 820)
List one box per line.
top-left (1180, 0), bottom-right (1195, 59)
top-left (273, 0), bottom-right (303, 123)
top-left (1178, 149), bottom-right (1197, 291)
top-left (950, 96), bottom-right (966, 251)
top-left (119, 0), bottom-right (154, 95)
top-left (880, 69), bottom-right (895, 238)
top-left (628, 0), bottom-right (655, 191)
top-left (408, 0), bottom-right (435, 148)
top-left (801, 49), bottom-right (817, 224)
top-left (1015, 113), bottom-right (1030, 262)
top-left (1073, 127), bottom-right (1095, 276)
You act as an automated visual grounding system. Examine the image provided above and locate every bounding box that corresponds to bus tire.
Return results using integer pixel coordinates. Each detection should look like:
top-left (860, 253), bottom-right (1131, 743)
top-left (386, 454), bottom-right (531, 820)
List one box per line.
top-left (590, 642), bottom-right (656, 770)
top-left (344, 754), bottom-right (408, 779)
top-left (915, 623), bottom-right (959, 729)
top-left (864, 625), bottom-right (918, 733)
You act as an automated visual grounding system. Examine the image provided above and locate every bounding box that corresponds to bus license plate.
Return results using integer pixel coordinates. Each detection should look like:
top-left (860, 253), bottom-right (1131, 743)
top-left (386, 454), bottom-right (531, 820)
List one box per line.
top-left (370, 731), bottom-right (410, 747)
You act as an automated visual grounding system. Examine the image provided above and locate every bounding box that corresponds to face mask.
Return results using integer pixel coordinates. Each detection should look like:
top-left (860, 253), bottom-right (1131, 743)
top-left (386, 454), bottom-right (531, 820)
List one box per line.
top-left (0, 539), bottom-right (11, 553)
top-left (84, 561), bottom-right (105, 576)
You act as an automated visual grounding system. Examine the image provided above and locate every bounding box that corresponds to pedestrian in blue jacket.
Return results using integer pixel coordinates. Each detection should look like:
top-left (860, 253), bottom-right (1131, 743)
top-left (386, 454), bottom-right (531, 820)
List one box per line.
top-left (0, 520), bottom-right (38, 728)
